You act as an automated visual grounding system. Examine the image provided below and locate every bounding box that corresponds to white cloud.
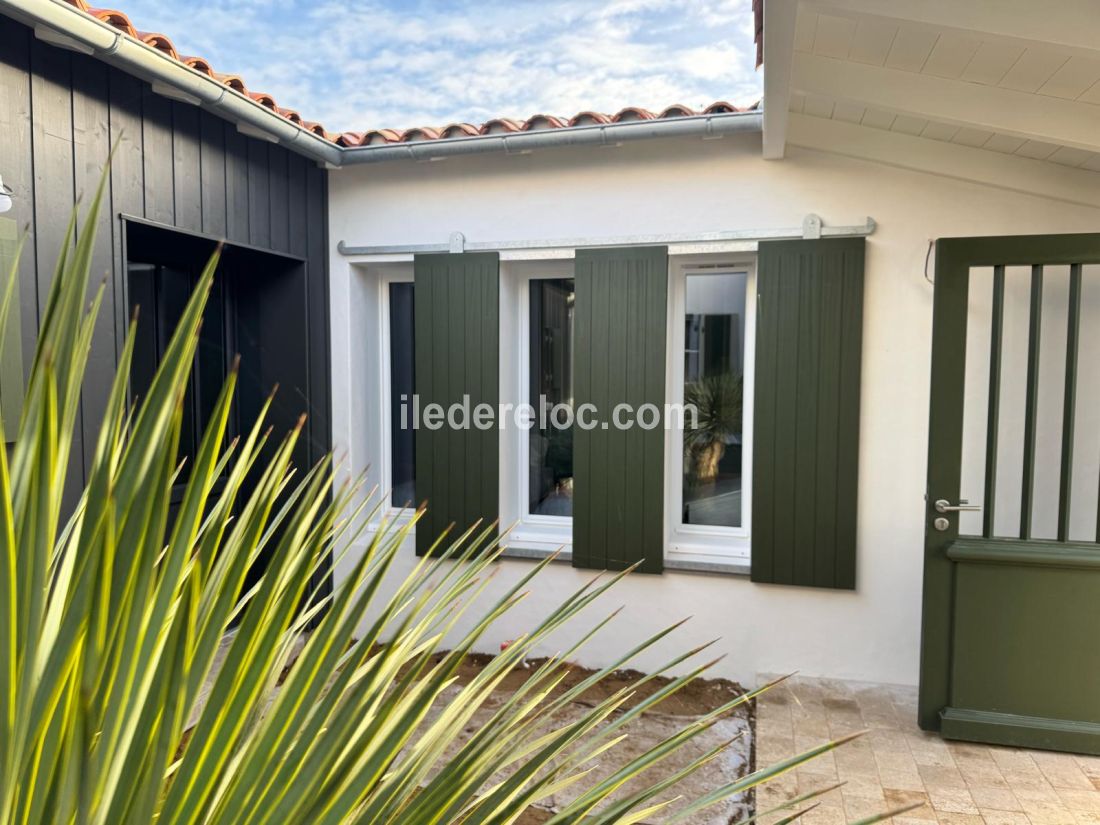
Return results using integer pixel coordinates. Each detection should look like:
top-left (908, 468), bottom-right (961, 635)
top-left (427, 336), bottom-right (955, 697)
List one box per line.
top-left (106, 0), bottom-right (760, 133)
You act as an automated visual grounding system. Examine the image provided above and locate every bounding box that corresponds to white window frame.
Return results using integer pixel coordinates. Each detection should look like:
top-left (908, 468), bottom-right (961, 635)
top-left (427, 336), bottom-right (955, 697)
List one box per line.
top-left (499, 259), bottom-right (575, 553)
top-left (378, 266), bottom-right (416, 522)
top-left (664, 255), bottom-right (757, 566)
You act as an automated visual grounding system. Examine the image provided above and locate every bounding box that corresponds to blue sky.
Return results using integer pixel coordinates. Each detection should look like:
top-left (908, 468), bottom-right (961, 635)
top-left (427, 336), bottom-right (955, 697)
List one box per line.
top-left (114, 0), bottom-right (760, 134)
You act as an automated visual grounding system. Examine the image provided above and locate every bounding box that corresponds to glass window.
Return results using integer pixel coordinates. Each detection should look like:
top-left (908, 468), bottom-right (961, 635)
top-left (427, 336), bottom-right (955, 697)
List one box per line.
top-left (682, 272), bottom-right (746, 528)
top-left (529, 278), bottom-right (574, 517)
top-left (389, 281), bottom-right (416, 507)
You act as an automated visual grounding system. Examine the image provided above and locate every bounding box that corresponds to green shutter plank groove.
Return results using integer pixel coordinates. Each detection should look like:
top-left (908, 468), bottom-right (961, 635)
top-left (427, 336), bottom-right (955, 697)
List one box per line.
top-left (573, 246), bottom-right (668, 574)
top-left (751, 238), bottom-right (865, 589)
top-left (413, 252), bottom-right (500, 556)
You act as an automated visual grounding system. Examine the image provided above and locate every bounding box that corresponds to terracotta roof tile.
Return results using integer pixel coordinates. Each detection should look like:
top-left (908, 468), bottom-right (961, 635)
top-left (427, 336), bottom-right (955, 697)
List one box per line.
top-left (658, 104), bottom-right (695, 118)
top-left (136, 32), bottom-right (179, 59)
top-left (277, 107), bottom-right (303, 125)
top-left (301, 121), bottom-right (332, 140)
top-left (87, 7), bottom-right (136, 35)
top-left (480, 117), bottom-right (525, 135)
top-left (439, 123), bottom-right (480, 139)
top-left (181, 55), bottom-right (215, 76)
top-left (568, 111), bottom-right (614, 127)
top-left (401, 126), bottom-right (442, 142)
top-left (61, 0), bottom-right (759, 147)
top-left (611, 106), bottom-right (656, 122)
top-left (335, 132), bottom-right (365, 147)
top-left (361, 128), bottom-right (403, 145)
top-left (247, 91), bottom-right (278, 110)
top-left (523, 114), bottom-right (569, 131)
top-left (212, 72), bottom-right (247, 93)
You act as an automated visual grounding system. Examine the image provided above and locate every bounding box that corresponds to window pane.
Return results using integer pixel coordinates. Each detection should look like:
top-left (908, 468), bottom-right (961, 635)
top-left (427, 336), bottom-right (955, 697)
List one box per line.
top-left (529, 278), bottom-right (574, 516)
top-left (683, 272), bottom-right (746, 528)
top-left (389, 282), bottom-right (416, 507)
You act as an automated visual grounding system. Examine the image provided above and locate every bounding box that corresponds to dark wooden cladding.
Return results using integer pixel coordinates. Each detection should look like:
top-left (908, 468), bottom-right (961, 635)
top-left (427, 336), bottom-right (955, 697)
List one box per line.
top-left (0, 16), bottom-right (331, 485)
top-left (751, 237), bottom-right (864, 590)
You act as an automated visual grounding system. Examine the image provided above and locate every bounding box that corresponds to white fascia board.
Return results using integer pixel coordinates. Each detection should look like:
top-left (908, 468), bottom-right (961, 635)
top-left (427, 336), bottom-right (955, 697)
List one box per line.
top-left (792, 52), bottom-right (1100, 155)
top-left (800, 0), bottom-right (1100, 57)
top-left (762, 0), bottom-right (798, 159)
top-left (787, 112), bottom-right (1100, 210)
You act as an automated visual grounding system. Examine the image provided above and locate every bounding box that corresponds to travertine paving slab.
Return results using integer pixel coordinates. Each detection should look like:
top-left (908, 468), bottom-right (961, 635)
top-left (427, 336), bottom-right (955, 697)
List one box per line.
top-left (754, 675), bottom-right (1100, 825)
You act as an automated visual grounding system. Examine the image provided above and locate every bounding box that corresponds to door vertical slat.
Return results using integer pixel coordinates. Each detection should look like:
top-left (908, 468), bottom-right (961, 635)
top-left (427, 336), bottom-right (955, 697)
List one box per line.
top-left (1019, 265), bottom-right (1043, 540)
top-left (1059, 264), bottom-right (1081, 542)
top-left (983, 266), bottom-right (1005, 538)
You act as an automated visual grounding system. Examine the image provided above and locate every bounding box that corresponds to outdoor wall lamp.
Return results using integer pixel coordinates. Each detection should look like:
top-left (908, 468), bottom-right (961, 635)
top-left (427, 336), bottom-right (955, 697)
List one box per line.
top-left (0, 174), bottom-right (12, 214)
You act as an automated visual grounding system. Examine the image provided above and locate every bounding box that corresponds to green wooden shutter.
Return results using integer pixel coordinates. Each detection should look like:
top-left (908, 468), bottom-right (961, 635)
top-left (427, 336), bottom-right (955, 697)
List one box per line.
top-left (751, 237), bottom-right (864, 589)
top-left (573, 246), bottom-right (668, 574)
top-left (0, 218), bottom-right (22, 437)
top-left (413, 252), bottom-right (499, 556)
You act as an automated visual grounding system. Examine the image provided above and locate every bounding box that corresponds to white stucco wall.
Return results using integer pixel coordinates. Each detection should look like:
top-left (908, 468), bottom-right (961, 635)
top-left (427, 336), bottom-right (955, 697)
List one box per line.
top-left (326, 131), bottom-right (1100, 689)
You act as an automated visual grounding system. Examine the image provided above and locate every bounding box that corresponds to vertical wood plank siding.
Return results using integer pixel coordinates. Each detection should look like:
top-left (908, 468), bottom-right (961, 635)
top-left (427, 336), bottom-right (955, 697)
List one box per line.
top-left (0, 16), bottom-right (331, 486)
top-left (751, 238), bottom-right (865, 589)
top-left (413, 253), bottom-right (500, 556)
top-left (572, 246), bottom-right (668, 574)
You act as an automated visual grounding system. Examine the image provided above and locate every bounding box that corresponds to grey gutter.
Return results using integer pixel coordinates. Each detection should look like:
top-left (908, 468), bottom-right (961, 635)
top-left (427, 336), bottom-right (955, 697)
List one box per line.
top-left (338, 110), bottom-right (762, 165)
top-left (1, 0), bottom-right (343, 167)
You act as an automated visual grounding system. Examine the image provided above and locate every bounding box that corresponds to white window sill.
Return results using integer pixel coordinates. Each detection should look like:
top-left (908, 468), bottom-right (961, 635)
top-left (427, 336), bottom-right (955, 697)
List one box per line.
top-left (364, 519), bottom-right (750, 577)
top-left (664, 557), bottom-right (750, 577)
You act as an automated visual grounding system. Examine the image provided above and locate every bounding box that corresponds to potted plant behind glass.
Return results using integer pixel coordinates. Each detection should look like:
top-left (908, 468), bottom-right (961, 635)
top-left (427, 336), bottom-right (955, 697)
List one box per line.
top-left (684, 372), bottom-right (743, 484)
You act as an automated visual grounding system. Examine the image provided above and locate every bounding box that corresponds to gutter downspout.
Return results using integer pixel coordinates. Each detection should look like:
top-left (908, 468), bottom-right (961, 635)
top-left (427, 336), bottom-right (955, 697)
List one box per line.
top-left (1, 0), bottom-right (343, 167)
top-left (339, 111), bottom-right (763, 165)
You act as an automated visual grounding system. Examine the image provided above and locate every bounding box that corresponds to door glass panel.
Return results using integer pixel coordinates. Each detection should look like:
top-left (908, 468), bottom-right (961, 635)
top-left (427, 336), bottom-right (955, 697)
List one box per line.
top-left (958, 267), bottom-right (993, 537)
top-left (682, 271), bottom-right (746, 528)
top-left (962, 263), bottom-right (1100, 541)
top-left (389, 282), bottom-right (416, 508)
top-left (1069, 264), bottom-right (1100, 541)
top-left (1029, 265), bottom-right (1069, 540)
top-left (528, 278), bottom-right (574, 517)
top-left (990, 265), bottom-right (1032, 537)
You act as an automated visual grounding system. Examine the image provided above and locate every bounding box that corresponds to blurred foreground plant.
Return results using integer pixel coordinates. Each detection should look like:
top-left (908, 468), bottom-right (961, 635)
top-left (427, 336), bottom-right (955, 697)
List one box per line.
top-left (0, 169), bottom-right (875, 824)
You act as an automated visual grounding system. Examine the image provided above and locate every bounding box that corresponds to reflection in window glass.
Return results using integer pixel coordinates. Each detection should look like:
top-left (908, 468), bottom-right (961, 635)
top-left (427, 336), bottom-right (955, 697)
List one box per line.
top-left (683, 272), bottom-right (746, 528)
top-left (389, 282), bottom-right (416, 507)
top-left (529, 278), bottom-right (574, 517)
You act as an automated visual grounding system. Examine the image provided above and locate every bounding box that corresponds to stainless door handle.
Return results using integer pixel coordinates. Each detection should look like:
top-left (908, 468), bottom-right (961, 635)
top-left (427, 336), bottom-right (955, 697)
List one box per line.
top-left (934, 499), bottom-right (981, 513)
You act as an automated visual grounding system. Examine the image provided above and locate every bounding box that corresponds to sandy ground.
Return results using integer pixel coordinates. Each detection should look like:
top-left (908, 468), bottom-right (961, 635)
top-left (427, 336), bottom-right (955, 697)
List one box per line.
top-left (424, 652), bottom-right (755, 825)
top-left (191, 639), bottom-right (756, 824)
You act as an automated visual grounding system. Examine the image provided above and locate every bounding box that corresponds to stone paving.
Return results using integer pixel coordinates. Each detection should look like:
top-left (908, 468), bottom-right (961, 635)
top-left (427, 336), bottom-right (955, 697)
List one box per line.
top-left (754, 676), bottom-right (1100, 825)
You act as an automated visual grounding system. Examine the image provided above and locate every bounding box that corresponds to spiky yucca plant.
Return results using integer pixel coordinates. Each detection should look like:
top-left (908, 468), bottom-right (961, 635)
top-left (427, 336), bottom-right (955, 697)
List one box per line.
top-left (0, 171), bottom-right (861, 825)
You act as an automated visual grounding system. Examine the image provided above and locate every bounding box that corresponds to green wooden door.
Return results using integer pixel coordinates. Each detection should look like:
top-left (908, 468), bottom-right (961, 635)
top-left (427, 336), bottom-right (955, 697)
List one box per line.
top-left (920, 233), bottom-right (1100, 754)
